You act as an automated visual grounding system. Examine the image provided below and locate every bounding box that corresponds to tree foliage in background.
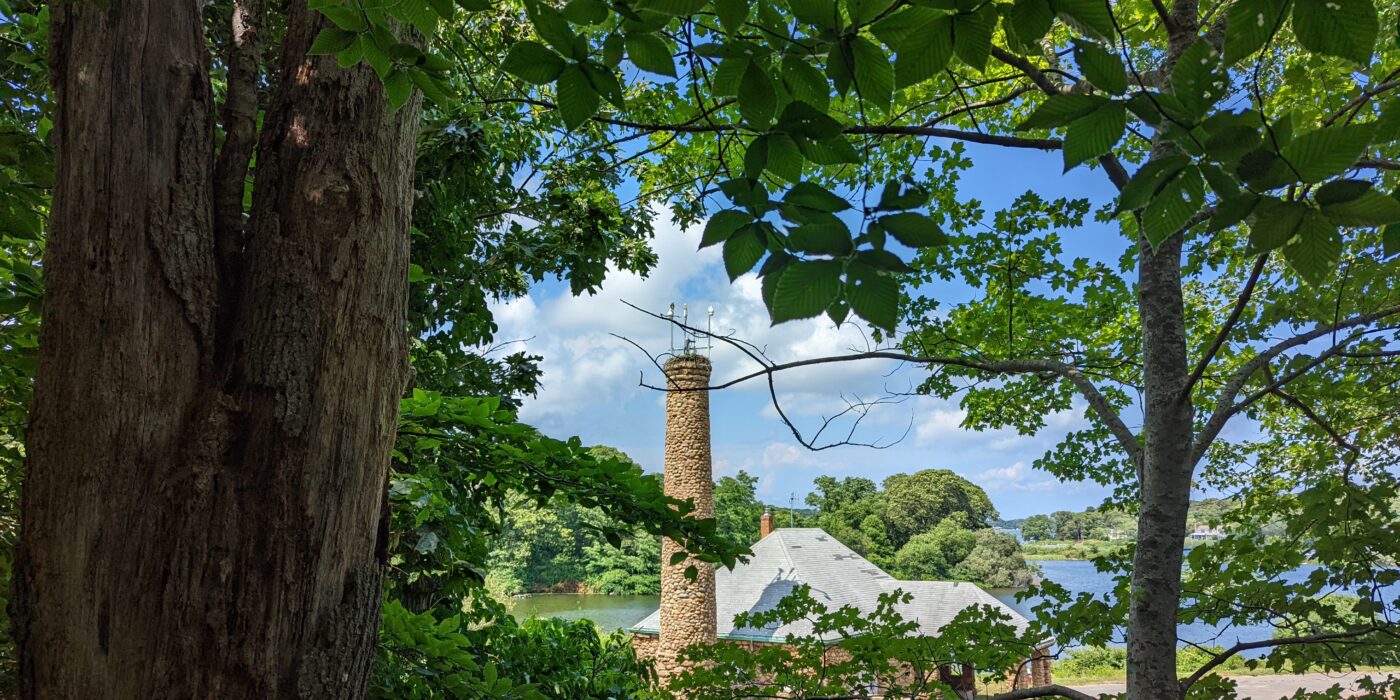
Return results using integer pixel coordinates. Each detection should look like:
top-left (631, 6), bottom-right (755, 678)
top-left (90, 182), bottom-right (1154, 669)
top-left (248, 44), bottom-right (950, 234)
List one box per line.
top-left (310, 0), bottom-right (1400, 691)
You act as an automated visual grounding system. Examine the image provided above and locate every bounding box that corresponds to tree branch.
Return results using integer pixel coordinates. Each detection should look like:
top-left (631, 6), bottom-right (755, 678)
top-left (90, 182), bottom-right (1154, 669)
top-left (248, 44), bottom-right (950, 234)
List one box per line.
top-left (620, 301), bottom-right (1144, 470)
top-left (1180, 626), bottom-right (1393, 691)
top-left (986, 684), bottom-right (1099, 700)
top-left (1192, 304), bottom-right (1400, 463)
top-left (478, 97), bottom-right (1065, 150)
top-left (1183, 254), bottom-right (1268, 396)
top-left (212, 0), bottom-right (262, 308)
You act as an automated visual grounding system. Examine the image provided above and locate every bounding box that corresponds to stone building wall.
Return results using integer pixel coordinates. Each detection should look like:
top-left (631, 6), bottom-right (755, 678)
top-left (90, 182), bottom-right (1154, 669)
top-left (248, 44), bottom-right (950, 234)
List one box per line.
top-left (656, 354), bottom-right (717, 685)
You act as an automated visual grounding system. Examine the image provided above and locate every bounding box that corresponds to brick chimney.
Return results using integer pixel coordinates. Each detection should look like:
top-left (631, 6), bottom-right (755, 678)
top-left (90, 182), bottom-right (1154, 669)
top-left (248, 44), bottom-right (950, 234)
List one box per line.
top-left (760, 508), bottom-right (774, 540)
top-left (656, 354), bottom-right (717, 685)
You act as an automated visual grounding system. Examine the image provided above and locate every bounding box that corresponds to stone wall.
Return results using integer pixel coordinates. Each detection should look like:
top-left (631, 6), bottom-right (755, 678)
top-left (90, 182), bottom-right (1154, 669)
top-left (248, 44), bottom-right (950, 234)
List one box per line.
top-left (656, 354), bottom-right (717, 685)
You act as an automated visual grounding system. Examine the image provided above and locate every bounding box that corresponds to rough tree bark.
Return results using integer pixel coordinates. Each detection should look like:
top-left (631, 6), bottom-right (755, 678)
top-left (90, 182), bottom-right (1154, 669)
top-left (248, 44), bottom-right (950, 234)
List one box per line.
top-left (14, 1), bottom-right (421, 696)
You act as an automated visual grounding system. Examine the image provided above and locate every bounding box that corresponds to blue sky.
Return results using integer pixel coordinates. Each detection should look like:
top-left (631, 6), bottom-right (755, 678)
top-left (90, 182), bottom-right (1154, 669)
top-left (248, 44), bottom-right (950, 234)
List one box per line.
top-left (490, 142), bottom-right (1143, 519)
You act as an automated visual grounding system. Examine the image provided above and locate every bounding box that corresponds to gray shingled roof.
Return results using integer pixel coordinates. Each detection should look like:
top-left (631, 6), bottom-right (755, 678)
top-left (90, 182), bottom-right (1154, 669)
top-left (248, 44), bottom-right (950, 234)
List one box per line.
top-left (626, 528), bottom-right (1033, 643)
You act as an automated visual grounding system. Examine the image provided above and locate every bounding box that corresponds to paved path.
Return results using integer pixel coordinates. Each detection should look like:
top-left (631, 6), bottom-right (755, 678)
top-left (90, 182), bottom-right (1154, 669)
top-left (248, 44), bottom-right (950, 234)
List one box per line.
top-left (1069, 672), bottom-right (1399, 698)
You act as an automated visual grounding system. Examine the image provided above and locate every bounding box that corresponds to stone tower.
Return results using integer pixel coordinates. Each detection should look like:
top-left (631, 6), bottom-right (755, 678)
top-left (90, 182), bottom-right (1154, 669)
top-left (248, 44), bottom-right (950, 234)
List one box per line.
top-left (656, 353), bottom-right (717, 684)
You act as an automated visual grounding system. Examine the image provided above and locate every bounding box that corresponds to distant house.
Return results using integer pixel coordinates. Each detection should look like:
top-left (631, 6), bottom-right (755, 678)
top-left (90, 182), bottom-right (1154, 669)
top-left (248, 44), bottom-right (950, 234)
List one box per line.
top-left (1188, 524), bottom-right (1225, 541)
top-left (627, 526), bottom-right (1054, 695)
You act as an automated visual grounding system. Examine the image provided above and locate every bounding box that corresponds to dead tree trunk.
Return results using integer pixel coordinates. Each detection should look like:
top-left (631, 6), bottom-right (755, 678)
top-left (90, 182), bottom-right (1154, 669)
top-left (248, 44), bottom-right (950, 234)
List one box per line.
top-left (14, 1), bottom-right (420, 696)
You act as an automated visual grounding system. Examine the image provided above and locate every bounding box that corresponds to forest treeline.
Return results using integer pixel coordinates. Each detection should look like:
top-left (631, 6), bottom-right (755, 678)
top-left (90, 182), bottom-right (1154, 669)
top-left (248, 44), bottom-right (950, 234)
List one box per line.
top-left (488, 452), bottom-right (1037, 596)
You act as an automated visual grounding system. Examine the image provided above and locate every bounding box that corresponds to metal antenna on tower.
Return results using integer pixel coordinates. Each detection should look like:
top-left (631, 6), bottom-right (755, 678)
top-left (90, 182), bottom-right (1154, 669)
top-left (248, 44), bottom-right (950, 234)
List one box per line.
top-left (665, 302), bottom-right (676, 353)
top-left (705, 306), bottom-right (715, 356)
top-left (789, 493), bottom-right (796, 527)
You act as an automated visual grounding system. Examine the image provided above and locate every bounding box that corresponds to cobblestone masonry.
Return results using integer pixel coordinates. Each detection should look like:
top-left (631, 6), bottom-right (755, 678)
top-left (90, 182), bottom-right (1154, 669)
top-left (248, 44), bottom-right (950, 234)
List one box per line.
top-left (656, 354), bottom-right (717, 685)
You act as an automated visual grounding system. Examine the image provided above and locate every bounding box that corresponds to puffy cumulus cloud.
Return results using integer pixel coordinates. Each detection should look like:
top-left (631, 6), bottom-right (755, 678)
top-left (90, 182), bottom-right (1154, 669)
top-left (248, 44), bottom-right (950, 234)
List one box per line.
top-left (491, 213), bottom-right (904, 435)
top-left (970, 461), bottom-right (1075, 494)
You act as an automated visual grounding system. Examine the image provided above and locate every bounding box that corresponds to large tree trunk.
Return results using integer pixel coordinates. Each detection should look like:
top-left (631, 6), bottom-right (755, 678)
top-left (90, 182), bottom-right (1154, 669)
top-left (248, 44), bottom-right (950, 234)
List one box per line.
top-left (1127, 234), bottom-right (1194, 699)
top-left (14, 1), bottom-right (420, 696)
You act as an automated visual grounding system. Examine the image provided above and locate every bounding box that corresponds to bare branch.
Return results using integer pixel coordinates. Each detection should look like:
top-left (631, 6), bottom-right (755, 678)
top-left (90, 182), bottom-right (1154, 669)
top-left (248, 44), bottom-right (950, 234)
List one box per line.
top-left (620, 301), bottom-right (1144, 469)
top-left (1183, 254), bottom-right (1268, 395)
top-left (1181, 626), bottom-right (1395, 691)
top-left (986, 684), bottom-right (1099, 700)
top-left (1193, 304), bottom-right (1400, 462)
top-left (478, 97), bottom-right (1065, 150)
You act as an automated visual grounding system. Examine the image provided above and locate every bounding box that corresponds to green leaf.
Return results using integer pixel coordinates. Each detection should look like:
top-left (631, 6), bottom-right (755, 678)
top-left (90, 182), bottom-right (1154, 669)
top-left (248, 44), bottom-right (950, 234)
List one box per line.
top-left (701, 209), bottom-right (753, 247)
top-left (744, 135), bottom-right (770, 178)
top-left (1247, 199), bottom-right (1309, 251)
top-left (828, 299), bottom-right (851, 325)
top-left (409, 70), bottom-right (452, 104)
top-left (626, 33), bottom-right (677, 76)
top-left (582, 62), bottom-right (625, 109)
top-left (879, 212), bottom-right (947, 247)
top-left (796, 136), bottom-right (861, 164)
top-left (770, 260), bottom-right (843, 322)
top-left (1073, 39), bottom-right (1127, 94)
top-left (1006, 0), bottom-right (1054, 52)
top-left (1063, 103), bottom-right (1127, 171)
top-left (320, 6), bottom-right (368, 31)
top-left (764, 134), bottom-right (804, 181)
top-left (309, 28), bottom-right (358, 56)
top-left (336, 37), bottom-right (363, 69)
top-left (851, 37), bottom-right (894, 110)
top-left (669, 551), bottom-right (689, 565)
top-left (715, 0), bottom-right (750, 29)
top-left (893, 17), bottom-right (953, 88)
top-left (427, 0), bottom-right (456, 18)
top-left (857, 248), bottom-right (915, 273)
top-left (602, 34), bottom-right (624, 66)
top-left (384, 69), bottom-right (413, 111)
top-left (641, 0), bottom-right (710, 14)
top-left (788, 0), bottom-right (841, 28)
top-left (1142, 165), bottom-right (1204, 247)
top-left (1118, 154), bottom-right (1191, 212)
top-left (1292, 0), bottom-right (1378, 65)
top-left (555, 65), bottom-right (600, 129)
top-left (1315, 179), bottom-right (1373, 206)
top-left (777, 101), bottom-right (844, 139)
top-left (724, 224), bottom-right (768, 279)
top-left (784, 182), bottom-right (851, 212)
top-left (1279, 125), bottom-right (1373, 182)
top-left (527, 3), bottom-right (579, 57)
top-left (1224, 0), bottom-right (1289, 63)
top-left (1207, 193), bottom-right (1260, 232)
top-left (1016, 94), bottom-right (1109, 130)
top-left (564, 0), bottom-right (609, 23)
top-left (1203, 124), bottom-right (1262, 164)
top-left (1051, 0), bottom-right (1115, 40)
top-left (502, 41), bottom-right (567, 84)
top-left (790, 216), bottom-right (853, 255)
top-left (846, 0), bottom-right (894, 26)
top-left (1320, 188), bottom-right (1400, 227)
top-left (952, 8), bottom-right (994, 72)
top-left (739, 61), bottom-right (778, 127)
top-left (846, 261), bottom-right (898, 330)
top-left (712, 57), bottom-right (750, 97)
top-left (782, 57), bottom-right (831, 110)
top-left (1385, 224), bottom-right (1400, 257)
top-left (1171, 39), bottom-right (1225, 116)
top-left (1282, 212), bottom-right (1341, 285)
top-left (390, 0), bottom-right (440, 34)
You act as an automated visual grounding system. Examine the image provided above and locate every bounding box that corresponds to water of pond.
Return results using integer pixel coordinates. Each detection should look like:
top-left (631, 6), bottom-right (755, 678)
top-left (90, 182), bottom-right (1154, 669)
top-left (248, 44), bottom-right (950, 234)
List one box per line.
top-left (508, 560), bottom-right (1360, 653)
top-left (509, 593), bottom-right (660, 632)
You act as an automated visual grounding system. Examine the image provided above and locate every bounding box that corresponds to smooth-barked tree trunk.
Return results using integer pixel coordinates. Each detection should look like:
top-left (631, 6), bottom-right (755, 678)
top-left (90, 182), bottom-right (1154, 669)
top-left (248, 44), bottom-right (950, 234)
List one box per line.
top-left (13, 1), bottom-right (421, 696)
top-left (1128, 233), bottom-right (1196, 699)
